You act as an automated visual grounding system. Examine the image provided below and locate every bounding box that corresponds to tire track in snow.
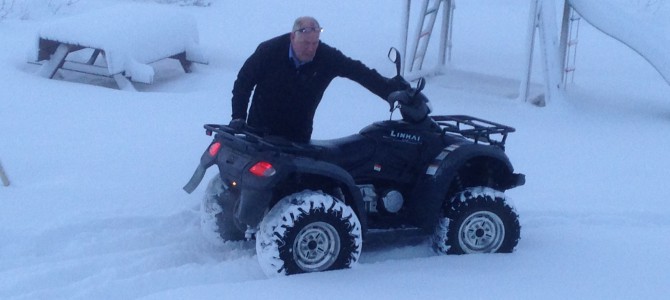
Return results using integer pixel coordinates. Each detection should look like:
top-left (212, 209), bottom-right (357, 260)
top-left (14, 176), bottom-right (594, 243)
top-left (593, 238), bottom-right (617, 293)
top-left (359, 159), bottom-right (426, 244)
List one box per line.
top-left (0, 208), bottom-right (263, 299)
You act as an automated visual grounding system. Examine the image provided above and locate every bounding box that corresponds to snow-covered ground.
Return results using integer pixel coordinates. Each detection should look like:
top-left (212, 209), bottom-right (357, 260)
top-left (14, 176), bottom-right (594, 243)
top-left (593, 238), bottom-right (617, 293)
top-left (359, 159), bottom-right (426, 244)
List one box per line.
top-left (1, 0), bottom-right (670, 299)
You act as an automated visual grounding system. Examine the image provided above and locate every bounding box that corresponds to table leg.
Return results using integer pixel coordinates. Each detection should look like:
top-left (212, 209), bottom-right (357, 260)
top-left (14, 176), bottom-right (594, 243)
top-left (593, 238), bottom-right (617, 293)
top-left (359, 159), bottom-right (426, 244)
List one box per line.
top-left (113, 74), bottom-right (137, 91)
top-left (39, 43), bottom-right (70, 79)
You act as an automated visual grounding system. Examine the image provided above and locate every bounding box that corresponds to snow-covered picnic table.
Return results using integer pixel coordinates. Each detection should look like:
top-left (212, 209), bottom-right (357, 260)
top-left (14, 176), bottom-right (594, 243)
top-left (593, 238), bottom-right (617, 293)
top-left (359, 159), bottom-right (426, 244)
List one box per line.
top-left (32, 4), bottom-right (207, 91)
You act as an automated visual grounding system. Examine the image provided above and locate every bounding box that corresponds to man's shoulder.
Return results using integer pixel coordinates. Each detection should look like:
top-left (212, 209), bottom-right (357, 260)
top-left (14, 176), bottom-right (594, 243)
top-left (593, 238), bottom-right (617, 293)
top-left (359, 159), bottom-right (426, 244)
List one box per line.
top-left (315, 41), bottom-right (350, 64)
top-left (316, 41), bottom-right (339, 55)
top-left (259, 33), bottom-right (291, 49)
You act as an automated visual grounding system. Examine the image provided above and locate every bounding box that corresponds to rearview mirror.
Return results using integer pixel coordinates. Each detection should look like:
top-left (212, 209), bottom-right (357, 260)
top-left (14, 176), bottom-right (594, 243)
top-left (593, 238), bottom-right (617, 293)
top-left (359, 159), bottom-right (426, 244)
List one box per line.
top-left (416, 77), bottom-right (425, 93)
top-left (388, 47), bottom-right (401, 77)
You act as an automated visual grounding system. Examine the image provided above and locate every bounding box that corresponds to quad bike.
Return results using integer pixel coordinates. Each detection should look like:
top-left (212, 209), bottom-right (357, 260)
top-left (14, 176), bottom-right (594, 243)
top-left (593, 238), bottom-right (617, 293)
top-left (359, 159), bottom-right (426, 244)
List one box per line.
top-left (184, 48), bottom-right (525, 276)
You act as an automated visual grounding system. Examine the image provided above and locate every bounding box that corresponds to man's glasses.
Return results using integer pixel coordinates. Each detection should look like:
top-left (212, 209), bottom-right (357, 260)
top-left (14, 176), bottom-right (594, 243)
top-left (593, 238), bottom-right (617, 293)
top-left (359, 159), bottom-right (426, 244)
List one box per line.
top-left (295, 27), bottom-right (323, 34)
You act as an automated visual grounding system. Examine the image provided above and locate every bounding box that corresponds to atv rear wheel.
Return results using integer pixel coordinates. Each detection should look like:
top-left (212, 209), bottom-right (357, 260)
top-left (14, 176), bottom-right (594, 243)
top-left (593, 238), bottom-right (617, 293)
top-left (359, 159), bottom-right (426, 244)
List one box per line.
top-left (256, 191), bottom-right (362, 276)
top-left (433, 186), bottom-right (520, 254)
top-left (200, 175), bottom-right (245, 245)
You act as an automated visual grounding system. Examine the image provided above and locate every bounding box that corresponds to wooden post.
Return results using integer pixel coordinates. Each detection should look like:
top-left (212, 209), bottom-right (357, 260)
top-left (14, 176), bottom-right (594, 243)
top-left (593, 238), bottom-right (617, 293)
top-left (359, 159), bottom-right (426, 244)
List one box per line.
top-left (0, 160), bottom-right (9, 187)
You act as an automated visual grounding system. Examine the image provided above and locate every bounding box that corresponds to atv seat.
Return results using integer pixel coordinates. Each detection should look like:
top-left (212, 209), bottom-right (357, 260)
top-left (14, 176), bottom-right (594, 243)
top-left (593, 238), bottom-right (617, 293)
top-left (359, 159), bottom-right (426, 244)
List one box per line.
top-left (310, 134), bottom-right (375, 170)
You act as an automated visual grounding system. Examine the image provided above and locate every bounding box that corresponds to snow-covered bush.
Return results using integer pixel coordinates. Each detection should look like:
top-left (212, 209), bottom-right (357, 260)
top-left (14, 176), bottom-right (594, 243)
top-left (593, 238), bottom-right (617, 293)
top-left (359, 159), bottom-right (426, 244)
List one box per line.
top-left (1, 0), bottom-right (210, 21)
top-left (153, 0), bottom-right (211, 7)
top-left (1, 0), bottom-right (79, 20)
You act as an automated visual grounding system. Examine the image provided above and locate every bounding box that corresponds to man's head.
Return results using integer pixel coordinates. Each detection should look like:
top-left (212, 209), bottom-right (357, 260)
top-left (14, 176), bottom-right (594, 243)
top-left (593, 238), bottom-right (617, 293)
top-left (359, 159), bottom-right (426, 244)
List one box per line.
top-left (290, 16), bottom-right (322, 63)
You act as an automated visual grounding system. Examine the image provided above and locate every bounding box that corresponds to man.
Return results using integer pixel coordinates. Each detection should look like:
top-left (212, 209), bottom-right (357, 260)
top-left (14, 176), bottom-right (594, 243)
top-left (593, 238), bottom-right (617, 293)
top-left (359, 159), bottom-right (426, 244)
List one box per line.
top-left (229, 16), bottom-right (408, 143)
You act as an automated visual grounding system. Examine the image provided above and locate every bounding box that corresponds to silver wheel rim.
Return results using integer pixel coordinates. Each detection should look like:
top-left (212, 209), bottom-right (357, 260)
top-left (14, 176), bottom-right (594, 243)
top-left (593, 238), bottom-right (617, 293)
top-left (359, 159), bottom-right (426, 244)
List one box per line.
top-left (458, 211), bottom-right (505, 253)
top-left (292, 221), bottom-right (340, 272)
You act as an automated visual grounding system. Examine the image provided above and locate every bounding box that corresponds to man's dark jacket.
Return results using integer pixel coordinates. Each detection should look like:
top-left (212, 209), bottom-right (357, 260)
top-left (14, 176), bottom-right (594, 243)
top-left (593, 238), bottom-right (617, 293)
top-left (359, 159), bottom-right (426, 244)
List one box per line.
top-left (231, 33), bottom-right (397, 143)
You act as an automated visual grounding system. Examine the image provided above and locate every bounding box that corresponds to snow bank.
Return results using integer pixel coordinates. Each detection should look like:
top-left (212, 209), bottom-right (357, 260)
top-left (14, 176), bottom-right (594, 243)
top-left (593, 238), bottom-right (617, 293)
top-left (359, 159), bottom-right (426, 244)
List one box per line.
top-left (569, 0), bottom-right (670, 84)
top-left (35, 3), bottom-right (203, 83)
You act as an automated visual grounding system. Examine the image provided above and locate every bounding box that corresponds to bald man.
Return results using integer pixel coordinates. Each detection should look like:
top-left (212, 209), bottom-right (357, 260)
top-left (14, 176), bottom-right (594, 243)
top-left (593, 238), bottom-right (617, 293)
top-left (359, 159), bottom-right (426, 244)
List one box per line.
top-left (230, 16), bottom-right (408, 143)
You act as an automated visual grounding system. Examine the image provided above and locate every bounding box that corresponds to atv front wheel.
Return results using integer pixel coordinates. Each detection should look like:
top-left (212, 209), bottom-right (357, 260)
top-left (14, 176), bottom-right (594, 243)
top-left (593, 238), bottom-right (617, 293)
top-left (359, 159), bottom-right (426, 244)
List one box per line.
top-left (255, 191), bottom-right (362, 276)
top-left (433, 186), bottom-right (520, 254)
top-left (200, 175), bottom-right (245, 245)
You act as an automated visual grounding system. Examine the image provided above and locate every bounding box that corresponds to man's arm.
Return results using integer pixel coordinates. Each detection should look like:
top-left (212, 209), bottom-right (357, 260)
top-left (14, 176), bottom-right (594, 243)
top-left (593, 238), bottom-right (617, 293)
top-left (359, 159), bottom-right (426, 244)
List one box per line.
top-left (231, 45), bottom-right (266, 120)
top-left (326, 46), bottom-right (407, 100)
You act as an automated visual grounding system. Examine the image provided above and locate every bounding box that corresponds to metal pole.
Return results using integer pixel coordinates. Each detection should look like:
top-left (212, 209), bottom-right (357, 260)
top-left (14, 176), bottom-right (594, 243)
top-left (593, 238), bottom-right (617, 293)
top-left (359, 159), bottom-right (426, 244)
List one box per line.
top-left (559, 0), bottom-right (571, 85)
top-left (518, 0), bottom-right (539, 103)
top-left (445, 0), bottom-right (455, 63)
top-left (401, 0), bottom-right (411, 76)
top-left (438, 0), bottom-right (450, 66)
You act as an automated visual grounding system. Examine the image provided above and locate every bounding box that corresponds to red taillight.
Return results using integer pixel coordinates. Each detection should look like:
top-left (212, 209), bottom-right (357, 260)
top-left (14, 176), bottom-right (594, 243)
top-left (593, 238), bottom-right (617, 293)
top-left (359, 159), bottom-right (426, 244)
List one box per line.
top-left (208, 142), bottom-right (221, 157)
top-left (249, 161), bottom-right (276, 177)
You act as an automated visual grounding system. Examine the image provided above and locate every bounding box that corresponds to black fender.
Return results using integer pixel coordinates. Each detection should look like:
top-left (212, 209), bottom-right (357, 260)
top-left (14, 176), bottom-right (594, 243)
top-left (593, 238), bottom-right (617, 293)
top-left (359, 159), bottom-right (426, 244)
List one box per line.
top-left (408, 143), bottom-right (524, 231)
top-left (290, 157), bottom-right (368, 233)
top-left (233, 156), bottom-right (367, 233)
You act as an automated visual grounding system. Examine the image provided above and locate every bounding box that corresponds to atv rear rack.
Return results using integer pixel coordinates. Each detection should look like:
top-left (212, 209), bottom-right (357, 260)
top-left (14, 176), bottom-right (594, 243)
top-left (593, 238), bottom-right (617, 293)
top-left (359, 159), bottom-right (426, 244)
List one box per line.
top-left (203, 124), bottom-right (321, 156)
top-left (431, 115), bottom-right (515, 148)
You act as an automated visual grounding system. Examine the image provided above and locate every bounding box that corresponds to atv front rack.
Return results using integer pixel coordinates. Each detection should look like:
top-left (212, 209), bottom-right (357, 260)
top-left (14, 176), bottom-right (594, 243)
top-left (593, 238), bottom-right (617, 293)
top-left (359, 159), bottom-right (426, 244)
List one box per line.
top-left (431, 115), bottom-right (515, 148)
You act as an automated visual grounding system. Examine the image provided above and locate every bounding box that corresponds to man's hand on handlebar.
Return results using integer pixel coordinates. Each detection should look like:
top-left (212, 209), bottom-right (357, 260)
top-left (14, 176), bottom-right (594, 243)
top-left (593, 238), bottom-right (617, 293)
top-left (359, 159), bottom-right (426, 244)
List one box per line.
top-left (228, 118), bottom-right (246, 130)
top-left (389, 75), bottom-right (410, 91)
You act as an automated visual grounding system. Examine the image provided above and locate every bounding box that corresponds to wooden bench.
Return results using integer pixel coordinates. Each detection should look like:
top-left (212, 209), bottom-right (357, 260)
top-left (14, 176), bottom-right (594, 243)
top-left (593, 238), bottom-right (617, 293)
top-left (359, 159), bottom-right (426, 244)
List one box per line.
top-left (31, 4), bottom-right (207, 91)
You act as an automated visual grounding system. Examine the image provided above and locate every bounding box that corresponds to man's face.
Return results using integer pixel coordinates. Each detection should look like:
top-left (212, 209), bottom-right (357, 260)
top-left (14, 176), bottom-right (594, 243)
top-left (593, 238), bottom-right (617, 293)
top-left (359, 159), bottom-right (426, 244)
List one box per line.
top-left (291, 23), bottom-right (321, 63)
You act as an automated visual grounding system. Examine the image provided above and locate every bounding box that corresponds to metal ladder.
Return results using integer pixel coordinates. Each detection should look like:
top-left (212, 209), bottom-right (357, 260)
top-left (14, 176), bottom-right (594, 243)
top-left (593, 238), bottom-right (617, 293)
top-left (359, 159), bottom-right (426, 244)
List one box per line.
top-left (408, 0), bottom-right (446, 73)
top-left (561, 5), bottom-right (581, 85)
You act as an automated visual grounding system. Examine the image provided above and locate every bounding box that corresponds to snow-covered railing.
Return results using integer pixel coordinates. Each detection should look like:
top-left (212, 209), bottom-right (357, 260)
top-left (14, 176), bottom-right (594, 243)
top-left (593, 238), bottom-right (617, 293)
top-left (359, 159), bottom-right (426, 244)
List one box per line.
top-left (30, 4), bottom-right (207, 91)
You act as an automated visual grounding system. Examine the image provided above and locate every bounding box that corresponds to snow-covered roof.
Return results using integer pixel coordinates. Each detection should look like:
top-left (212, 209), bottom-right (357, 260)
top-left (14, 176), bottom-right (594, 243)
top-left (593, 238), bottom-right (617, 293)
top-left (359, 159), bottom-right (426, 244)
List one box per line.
top-left (36, 4), bottom-right (204, 83)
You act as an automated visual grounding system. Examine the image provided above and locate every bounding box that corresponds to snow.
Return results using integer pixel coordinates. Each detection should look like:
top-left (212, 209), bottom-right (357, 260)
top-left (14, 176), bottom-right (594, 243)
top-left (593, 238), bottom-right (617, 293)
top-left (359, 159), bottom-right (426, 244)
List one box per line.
top-left (569, 0), bottom-right (670, 84)
top-left (1, 0), bottom-right (670, 299)
top-left (34, 3), bottom-right (202, 83)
